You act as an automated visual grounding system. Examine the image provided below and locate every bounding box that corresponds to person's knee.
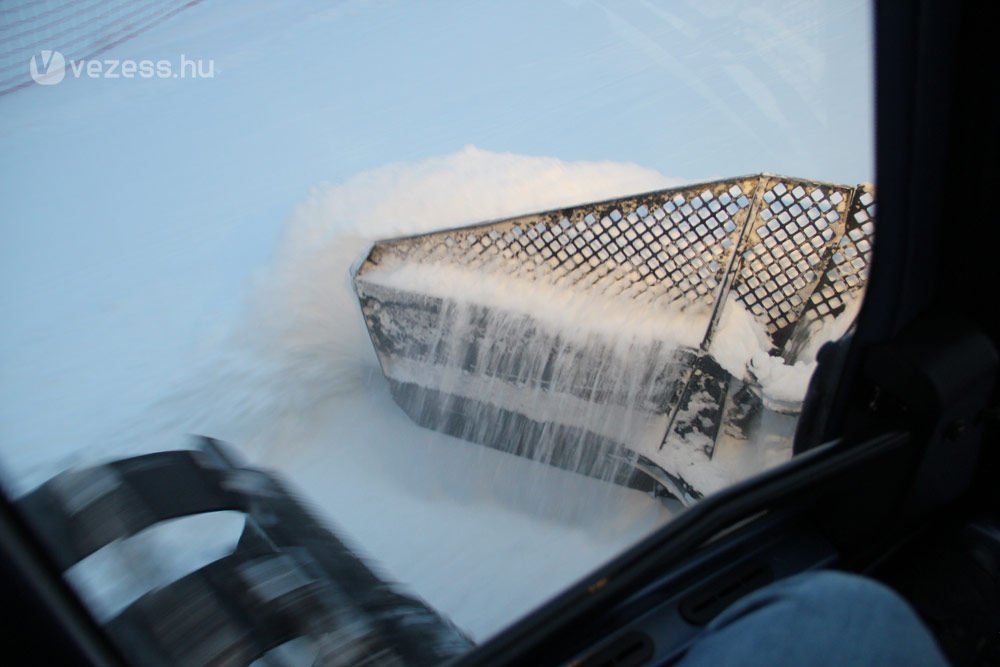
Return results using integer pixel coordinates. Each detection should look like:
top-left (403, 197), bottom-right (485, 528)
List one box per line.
top-left (712, 570), bottom-right (926, 634)
top-left (773, 570), bottom-right (911, 615)
top-left (679, 570), bottom-right (949, 667)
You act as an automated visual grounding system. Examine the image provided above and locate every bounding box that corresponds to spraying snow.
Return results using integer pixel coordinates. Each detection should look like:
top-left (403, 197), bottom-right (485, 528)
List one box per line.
top-left (118, 148), bottom-right (685, 641)
top-left (710, 300), bottom-right (817, 406)
top-left (710, 286), bottom-right (866, 408)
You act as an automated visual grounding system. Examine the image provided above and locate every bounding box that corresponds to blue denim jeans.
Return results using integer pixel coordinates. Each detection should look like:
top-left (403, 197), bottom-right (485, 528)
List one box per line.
top-left (678, 571), bottom-right (949, 666)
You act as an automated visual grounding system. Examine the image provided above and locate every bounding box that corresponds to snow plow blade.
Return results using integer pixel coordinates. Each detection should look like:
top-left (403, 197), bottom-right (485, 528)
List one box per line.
top-left (354, 175), bottom-right (875, 503)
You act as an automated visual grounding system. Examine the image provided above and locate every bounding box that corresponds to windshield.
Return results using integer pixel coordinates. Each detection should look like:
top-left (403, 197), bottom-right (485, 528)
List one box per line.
top-left (0, 1), bottom-right (874, 663)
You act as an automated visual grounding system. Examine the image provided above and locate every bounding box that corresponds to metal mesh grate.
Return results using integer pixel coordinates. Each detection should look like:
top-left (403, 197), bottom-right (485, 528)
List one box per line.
top-left (802, 185), bottom-right (874, 322)
top-left (364, 176), bottom-right (760, 311)
top-left (729, 176), bottom-right (852, 348)
top-left (780, 183), bottom-right (876, 361)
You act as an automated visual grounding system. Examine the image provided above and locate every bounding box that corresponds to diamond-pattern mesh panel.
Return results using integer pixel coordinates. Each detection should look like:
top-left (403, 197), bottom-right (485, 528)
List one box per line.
top-left (362, 177), bottom-right (760, 310)
top-left (729, 176), bottom-right (852, 347)
top-left (778, 183), bottom-right (876, 362)
top-left (800, 184), bottom-right (875, 323)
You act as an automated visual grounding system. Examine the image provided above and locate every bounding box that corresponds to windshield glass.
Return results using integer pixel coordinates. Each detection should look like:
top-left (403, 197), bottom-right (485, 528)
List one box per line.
top-left (0, 1), bottom-right (873, 662)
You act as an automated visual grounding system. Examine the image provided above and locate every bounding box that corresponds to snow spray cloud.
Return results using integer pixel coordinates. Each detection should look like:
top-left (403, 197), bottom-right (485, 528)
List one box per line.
top-left (153, 147), bottom-right (681, 452)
